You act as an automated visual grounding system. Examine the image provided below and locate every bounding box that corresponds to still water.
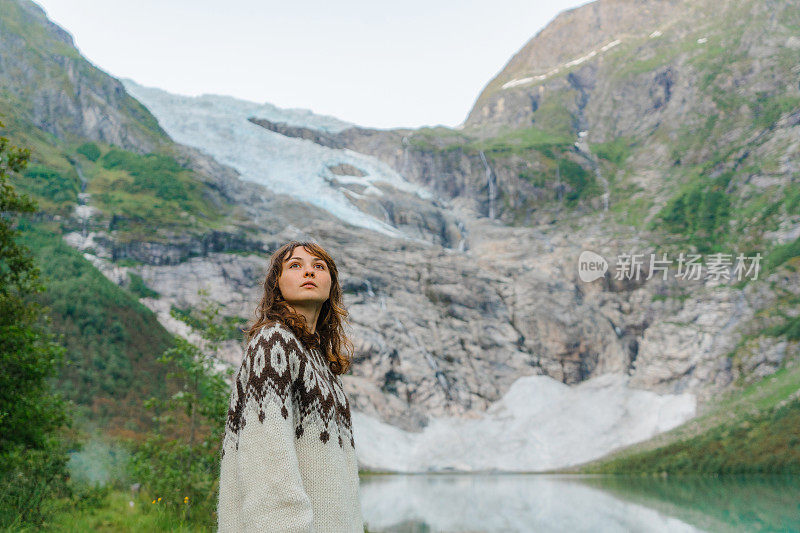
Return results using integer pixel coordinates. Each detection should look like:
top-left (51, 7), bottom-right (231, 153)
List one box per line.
top-left (359, 474), bottom-right (800, 532)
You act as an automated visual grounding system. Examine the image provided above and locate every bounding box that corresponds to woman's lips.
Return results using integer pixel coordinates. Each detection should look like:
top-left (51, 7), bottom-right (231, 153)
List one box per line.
top-left (301, 283), bottom-right (317, 288)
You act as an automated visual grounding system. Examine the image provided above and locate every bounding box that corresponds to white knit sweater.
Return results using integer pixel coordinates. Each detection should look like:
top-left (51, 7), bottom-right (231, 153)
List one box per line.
top-left (217, 321), bottom-right (364, 532)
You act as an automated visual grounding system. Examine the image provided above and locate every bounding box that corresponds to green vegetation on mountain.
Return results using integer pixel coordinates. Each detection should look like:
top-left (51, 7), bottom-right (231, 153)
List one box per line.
top-left (579, 356), bottom-right (800, 475)
top-left (0, 121), bottom-right (238, 527)
top-left (0, 123), bottom-right (72, 528)
top-left (76, 142), bottom-right (101, 162)
top-left (90, 145), bottom-right (227, 238)
top-left (16, 220), bottom-right (176, 432)
top-left (170, 304), bottom-right (247, 342)
top-left (448, 0), bottom-right (800, 279)
top-left (6, 130), bottom-right (234, 242)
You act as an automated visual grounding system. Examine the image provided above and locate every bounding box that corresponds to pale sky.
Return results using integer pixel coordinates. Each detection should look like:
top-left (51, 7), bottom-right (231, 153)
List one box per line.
top-left (33, 0), bottom-right (592, 129)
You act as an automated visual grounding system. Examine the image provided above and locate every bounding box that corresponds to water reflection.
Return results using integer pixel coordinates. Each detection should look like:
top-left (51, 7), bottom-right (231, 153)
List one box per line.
top-left (359, 474), bottom-right (799, 532)
top-left (580, 475), bottom-right (800, 532)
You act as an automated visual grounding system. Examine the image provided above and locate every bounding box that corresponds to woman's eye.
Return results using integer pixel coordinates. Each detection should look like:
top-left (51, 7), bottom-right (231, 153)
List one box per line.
top-left (315, 264), bottom-right (325, 269)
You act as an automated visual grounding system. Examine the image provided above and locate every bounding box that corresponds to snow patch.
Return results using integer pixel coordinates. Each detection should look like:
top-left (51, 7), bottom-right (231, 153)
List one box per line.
top-left (353, 372), bottom-right (696, 472)
top-left (502, 40), bottom-right (621, 90)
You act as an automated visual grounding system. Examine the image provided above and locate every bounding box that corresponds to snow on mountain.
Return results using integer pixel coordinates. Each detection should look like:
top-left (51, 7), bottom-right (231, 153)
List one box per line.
top-left (353, 373), bottom-right (696, 472)
top-left (121, 79), bottom-right (431, 238)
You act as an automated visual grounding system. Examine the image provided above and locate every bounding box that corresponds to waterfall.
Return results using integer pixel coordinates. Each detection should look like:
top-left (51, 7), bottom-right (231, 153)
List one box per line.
top-left (72, 160), bottom-right (92, 237)
top-left (456, 220), bottom-right (467, 252)
top-left (364, 278), bottom-right (376, 298)
top-left (574, 130), bottom-right (609, 213)
top-left (393, 316), bottom-right (451, 398)
top-left (401, 136), bottom-right (410, 177)
top-left (479, 150), bottom-right (495, 219)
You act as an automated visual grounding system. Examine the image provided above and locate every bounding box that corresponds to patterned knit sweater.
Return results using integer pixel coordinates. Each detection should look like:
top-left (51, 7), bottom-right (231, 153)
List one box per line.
top-left (217, 321), bottom-right (364, 532)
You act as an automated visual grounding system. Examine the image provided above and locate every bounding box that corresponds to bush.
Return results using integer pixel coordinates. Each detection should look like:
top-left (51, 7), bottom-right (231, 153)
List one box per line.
top-left (21, 164), bottom-right (79, 204)
top-left (655, 177), bottom-right (731, 253)
top-left (99, 148), bottom-right (193, 203)
top-left (0, 443), bottom-right (71, 527)
top-left (76, 142), bottom-right (101, 162)
top-left (127, 291), bottom-right (233, 527)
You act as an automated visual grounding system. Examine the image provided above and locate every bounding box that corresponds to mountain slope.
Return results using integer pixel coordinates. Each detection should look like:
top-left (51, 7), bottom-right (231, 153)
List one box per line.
top-left (464, 0), bottom-right (800, 249)
top-left (0, 0), bottom-right (165, 151)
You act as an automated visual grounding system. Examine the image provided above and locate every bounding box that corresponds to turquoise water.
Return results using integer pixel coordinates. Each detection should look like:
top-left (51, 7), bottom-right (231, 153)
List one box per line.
top-left (359, 474), bottom-right (800, 532)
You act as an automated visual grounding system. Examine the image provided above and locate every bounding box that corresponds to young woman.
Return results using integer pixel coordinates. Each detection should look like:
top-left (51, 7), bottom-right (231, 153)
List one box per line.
top-left (217, 240), bottom-right (364, 532)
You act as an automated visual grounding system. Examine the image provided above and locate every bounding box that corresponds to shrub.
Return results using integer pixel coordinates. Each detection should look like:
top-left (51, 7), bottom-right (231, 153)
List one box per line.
top-left (76, 142), bottom-right (101, 162)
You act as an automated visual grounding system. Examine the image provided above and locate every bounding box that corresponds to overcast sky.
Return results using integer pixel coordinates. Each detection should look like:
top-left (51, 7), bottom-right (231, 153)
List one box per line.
top-left (33, 0), bottom-right (592, 129)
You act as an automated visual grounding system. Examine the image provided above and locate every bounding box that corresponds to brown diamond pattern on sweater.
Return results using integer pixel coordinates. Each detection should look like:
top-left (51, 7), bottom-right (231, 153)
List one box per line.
top-left (294, 344), bottom-right (355, 449)
top-left (224, 322), bottom-right (356, 453)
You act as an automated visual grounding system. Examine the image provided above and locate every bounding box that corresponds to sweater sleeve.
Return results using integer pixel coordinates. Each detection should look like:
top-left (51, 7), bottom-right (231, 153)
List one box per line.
top-left (235, 324), bottom-right (314, 532)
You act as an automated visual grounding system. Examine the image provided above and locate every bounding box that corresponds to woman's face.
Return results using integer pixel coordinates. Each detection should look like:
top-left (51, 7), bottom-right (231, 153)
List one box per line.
top-left (278, 246), bottom-right (332, 307)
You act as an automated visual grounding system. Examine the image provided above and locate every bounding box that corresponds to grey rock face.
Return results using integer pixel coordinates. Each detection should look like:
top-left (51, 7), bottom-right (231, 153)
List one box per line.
top-left (68, 168), bottom-right (798, 432)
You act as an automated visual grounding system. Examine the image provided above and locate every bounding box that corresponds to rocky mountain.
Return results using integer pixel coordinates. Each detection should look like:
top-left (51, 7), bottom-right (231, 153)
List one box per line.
top-left (2, 0), bottom-right (798, 471)
top-left (0, 0), bottom-right (164, 151)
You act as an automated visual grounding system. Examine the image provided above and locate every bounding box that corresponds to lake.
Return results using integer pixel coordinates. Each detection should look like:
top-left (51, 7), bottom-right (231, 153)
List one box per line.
top-left (359, 473), bottom-right (800, 532)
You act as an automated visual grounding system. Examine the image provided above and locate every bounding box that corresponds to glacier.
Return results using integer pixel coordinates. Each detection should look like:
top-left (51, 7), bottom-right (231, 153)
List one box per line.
top-left (353, 373), bottom-right (696, 472)
top-left (121, 79), bottom-right (431, 238)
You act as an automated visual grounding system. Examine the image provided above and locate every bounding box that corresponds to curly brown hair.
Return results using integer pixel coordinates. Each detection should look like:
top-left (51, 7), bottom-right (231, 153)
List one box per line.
top-left (244, 240), bottom-right (353, 375)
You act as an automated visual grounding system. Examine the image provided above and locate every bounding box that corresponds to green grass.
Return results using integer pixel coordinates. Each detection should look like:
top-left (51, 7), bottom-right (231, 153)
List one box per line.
top-left (405, 126), bottom-right (472, 152)
top-left (87, 144), bottom-right (230, 239)
top-left (585, 396), bottom-right (800, 474)
top-left (763, 314), bottom-right (800, 342)
top-left (170, 305), bottom-right (247, 342)
top-left (610, 195), bottom-right (651, 228)
top-left (127, 273), bottom-right (160, 299)
top-left (591, 137), bottom-right (637, 167)
top-left (470, 126), bottom-right (572, 155)
top-left (765, 236), bottom-right (800, 274)
top-left (750, 94), bottom-right (800, 131)
top-left (579, 360), bottom-right (800, 474)
top-left (32, 489), bottom-right (211, 532)
top-left (39, 484), bottom-right (380, 532)
top-left (653, 181), bottom-right (731, 254)
top-left (4, 118), bottom-right (234, 242)
top-left (20, 163), bottom-right (80, 205)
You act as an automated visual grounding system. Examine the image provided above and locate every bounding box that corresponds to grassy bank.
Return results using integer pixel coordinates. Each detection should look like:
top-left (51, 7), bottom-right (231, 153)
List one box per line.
top-left (579, 358), bottom-right (800, 474)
